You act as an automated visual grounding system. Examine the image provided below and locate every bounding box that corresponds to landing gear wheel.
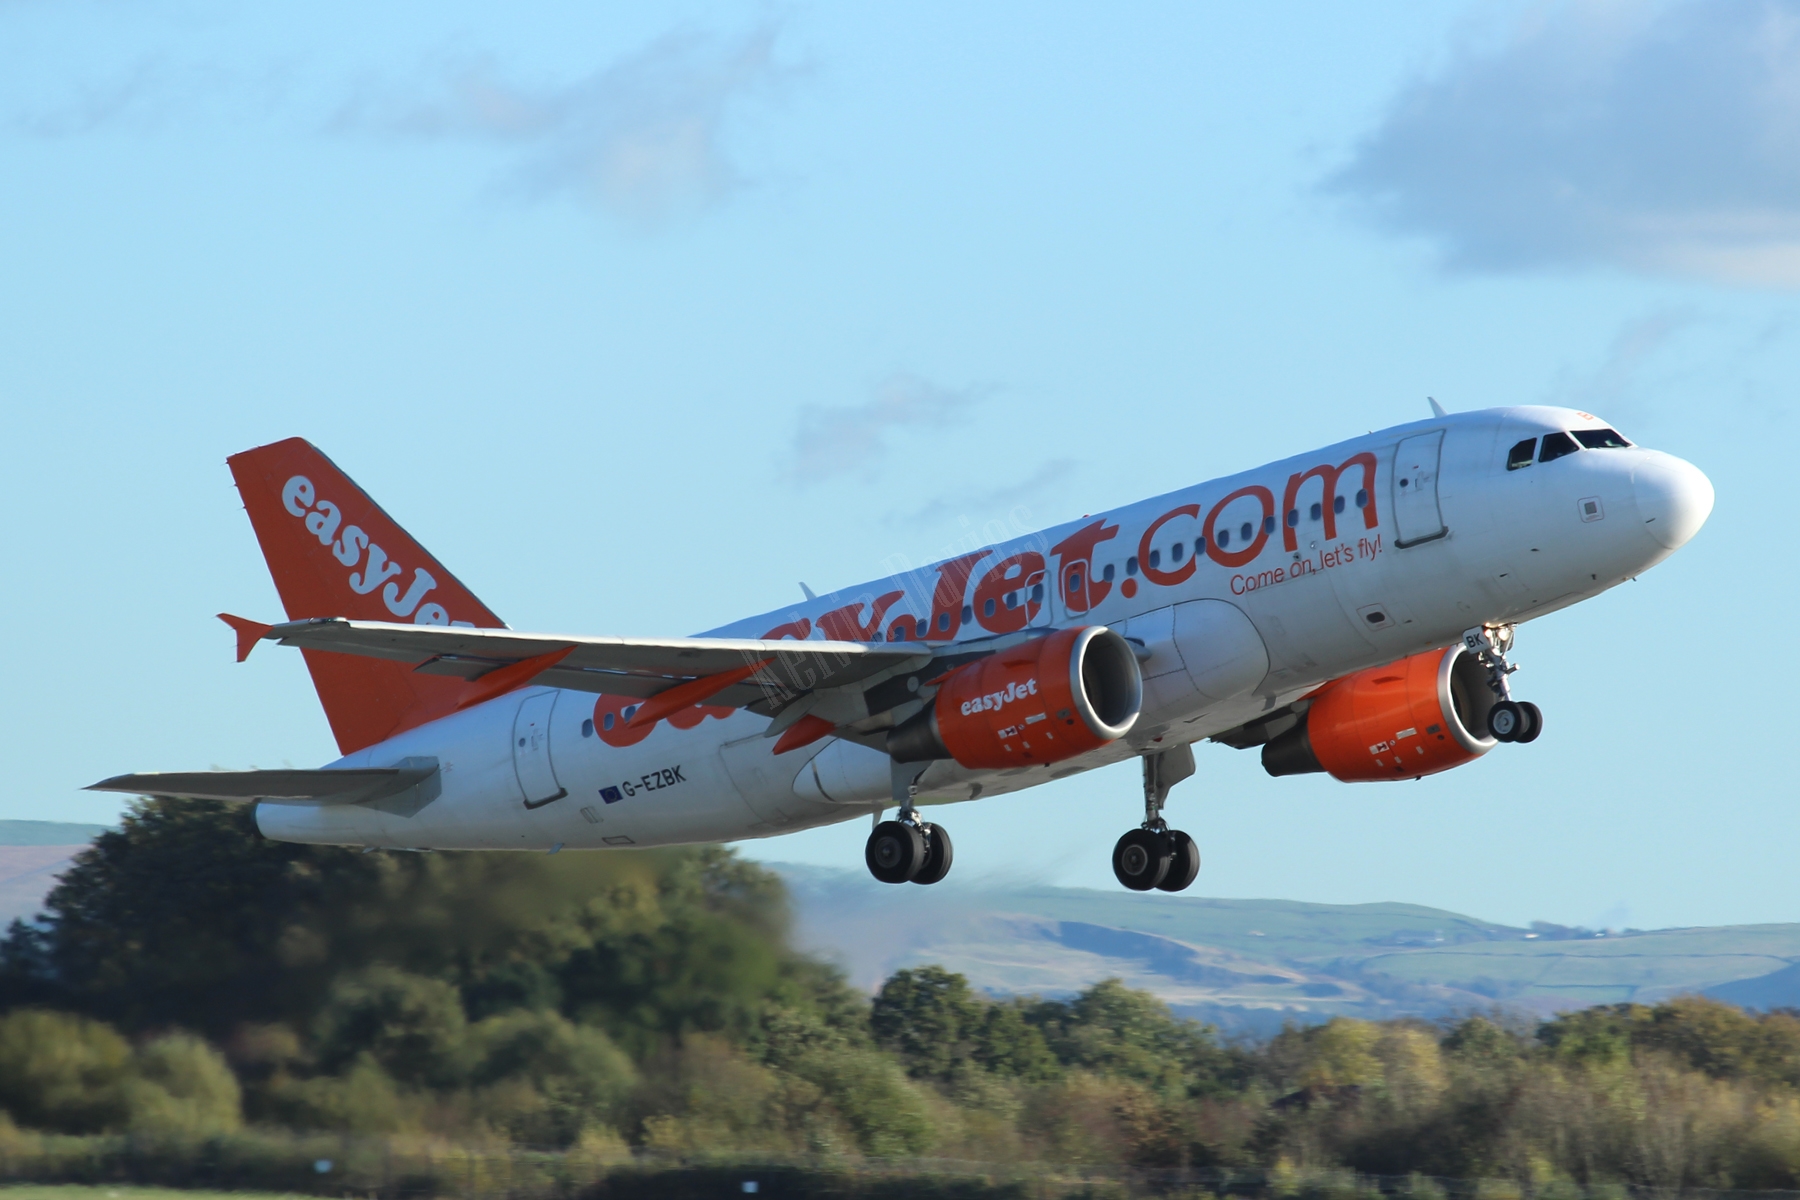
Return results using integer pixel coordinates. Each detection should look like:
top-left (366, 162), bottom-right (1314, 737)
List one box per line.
top-left (1487, 700), bottom-right (1525, 743)
top-left (911, 824), bottom-right (954, 885)
top-left (1155, 830), bottom-right (1200, 893)
top-left (1516, 701), bottom-right (1543, 744)
top-left (866, 820), bottom-right (926, 884)
top-left (1113, 828), bottom-right (1171, 892)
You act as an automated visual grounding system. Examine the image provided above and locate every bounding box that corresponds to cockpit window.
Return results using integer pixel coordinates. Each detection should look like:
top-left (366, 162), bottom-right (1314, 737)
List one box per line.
top-left (1539, 431), bottom-right (1580, 463)
top-left (1507, 438), bottom-right (1537, 470)
top-left (1574, 427), bottom-right (1632, 449)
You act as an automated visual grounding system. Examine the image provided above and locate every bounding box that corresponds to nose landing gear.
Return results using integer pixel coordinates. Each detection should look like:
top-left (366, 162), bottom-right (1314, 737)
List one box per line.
top-left (1112, 745), bottom-right (1201, 892)
top-left (866, 762), bottom-right (955, 885)
top-left (1464, 624), bottom-right (1543, 744)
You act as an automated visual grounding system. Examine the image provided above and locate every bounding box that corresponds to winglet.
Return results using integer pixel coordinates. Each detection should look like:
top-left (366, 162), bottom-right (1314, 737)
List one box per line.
top-left (1428, 396), bottom-right (1448, 418)
top-left (218, 613), bottom-right (275, 663)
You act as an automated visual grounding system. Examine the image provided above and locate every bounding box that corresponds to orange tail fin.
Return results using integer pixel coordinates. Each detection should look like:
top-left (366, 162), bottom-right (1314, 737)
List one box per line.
top-left (228, 438), bottom-right (506, 755)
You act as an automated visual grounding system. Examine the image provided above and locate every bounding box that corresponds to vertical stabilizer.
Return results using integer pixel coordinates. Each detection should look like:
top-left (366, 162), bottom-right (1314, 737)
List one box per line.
top-left (227, 438), bottom-right (506, 754)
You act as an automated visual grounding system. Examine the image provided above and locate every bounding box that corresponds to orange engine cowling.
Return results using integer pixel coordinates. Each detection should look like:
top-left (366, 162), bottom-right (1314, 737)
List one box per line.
top-left (888, 625), bottom-right (1142, 769)
top-left (1261, 645), bottom-right (1498, 782)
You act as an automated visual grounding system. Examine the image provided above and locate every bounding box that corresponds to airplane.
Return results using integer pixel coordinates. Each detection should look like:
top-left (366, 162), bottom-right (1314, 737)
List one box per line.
top-left (91, 403), bottom-right (1713, 891)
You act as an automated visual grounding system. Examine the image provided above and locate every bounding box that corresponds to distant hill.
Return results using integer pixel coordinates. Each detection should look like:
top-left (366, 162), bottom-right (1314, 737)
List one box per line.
top-left (771, 864), bottom-right (1800, 1032)
top-left (0, 820), bottom-right (112, 846)
top-left (0, 820), bottom-right (109, 926)
top-left (0, 829), bottom-right (1792, 1024)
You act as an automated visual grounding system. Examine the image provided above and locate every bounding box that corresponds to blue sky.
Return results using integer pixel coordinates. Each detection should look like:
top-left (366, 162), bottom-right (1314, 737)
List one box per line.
top-left (4, 1), bottom-right (1796, 931)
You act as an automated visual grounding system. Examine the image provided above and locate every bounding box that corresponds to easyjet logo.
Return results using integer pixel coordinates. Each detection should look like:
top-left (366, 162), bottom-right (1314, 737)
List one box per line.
top-left (961, 678), bottom-right (1039, 716)
top-left (281, 475), bottom-right (468, 626)
top-left (1279, 452), bottom-right (1378, 553)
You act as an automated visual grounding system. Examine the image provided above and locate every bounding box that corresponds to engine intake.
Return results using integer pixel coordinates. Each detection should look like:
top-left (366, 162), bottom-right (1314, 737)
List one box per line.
top-left (888, 625), bottom-right (1142, 768)
top-left (1262, 644), bottom-right (1498, 782)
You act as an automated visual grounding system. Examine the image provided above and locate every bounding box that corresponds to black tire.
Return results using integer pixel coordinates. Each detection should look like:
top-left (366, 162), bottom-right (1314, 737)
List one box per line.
top-left (1155, 830), bottom-right (1200, 892)
top-left (912, 824), bottom-right (954, 885)
top-left (866, 820), bottom-right (926, 884)
top-left (1487, 700), bottom-right (1524, 743)
top-left (1112, 828), bottom-right (1170, 891)
top-left (1516, 701), bottom-right (1543, 744)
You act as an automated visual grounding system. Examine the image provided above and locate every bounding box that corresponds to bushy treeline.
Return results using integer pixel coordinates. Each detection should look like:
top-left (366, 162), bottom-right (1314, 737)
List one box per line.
top-left (3, 799), bottom-right (1800, 1191)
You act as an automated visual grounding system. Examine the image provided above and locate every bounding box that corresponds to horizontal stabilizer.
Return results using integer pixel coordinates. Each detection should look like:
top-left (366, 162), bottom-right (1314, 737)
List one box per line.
top-left (87, 761), bottom-right (440, 814)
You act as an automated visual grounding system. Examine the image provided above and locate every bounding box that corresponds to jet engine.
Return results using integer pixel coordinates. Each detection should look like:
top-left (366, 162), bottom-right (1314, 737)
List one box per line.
top-left (888, 625), bottom-right (1142, 769)
top-left (1261, 644), bottom-right (1498, 782)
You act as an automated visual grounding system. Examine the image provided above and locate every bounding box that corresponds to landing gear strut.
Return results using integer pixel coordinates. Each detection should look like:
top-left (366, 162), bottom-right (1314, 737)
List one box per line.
top-left (1113, 745), bottom-right (1201, 893)
top-left (867, 762), bottom-right (954, 885)
top-left (1463, 624), bottom-right (1542, 744)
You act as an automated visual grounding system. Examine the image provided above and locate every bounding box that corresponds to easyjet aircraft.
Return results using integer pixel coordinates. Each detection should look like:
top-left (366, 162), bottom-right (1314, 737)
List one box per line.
top-left (93, 405), bottom-right (1712, 891)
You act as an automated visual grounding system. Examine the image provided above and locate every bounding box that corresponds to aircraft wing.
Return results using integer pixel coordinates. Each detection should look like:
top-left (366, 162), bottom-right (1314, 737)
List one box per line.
top-left (87, 764), bottom-right (436, 805)
top-left (237, 616), bottom-right (932, 711)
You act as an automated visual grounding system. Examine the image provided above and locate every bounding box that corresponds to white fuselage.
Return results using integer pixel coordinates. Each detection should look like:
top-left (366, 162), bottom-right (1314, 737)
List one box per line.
top-left (256, 406), bottom-right (1712, 850)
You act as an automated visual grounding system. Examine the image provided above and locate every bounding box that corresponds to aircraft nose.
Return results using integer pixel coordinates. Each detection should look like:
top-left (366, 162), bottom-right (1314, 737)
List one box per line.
top-left (1633, 452), bottom-right (1714, 550)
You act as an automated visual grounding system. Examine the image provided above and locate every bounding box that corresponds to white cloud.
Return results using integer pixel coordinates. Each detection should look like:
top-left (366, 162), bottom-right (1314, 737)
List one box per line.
top-left (789, 373), bottom-right (987, 484)
top-left (1545, 307), bottom-right (1694, 422)
top-left (1327, 0), bottom-right (1800, 287)
top-left (334, 24), bottom-right (794, 228)
top-left (893, 458), bottom-right (1077, 529)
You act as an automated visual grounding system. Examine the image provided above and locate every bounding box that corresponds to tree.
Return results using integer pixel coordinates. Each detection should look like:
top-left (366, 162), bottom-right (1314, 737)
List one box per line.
top-left (0, 797), bottom-right (818, 1055)
top-left (870, 966), bottom-right (984, 1083)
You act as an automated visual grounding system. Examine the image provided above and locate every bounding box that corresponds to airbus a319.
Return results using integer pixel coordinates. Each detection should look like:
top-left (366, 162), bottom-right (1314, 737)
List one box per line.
top-left (93, 404), bottom-right (1713, 891)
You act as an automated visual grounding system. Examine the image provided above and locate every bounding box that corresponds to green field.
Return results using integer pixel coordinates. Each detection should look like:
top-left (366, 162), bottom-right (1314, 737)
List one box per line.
top-left (0, 1191), bottom-right (303, 1200)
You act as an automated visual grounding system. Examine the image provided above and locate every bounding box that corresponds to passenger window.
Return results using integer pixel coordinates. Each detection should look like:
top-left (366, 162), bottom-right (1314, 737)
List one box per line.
top-left (1194, 537), bottom-right (1206, 557)
top-left (1539, 431), bottom-right (1580, 462)
top-left (1574, 428), bottom-right (1632, 449)
top-left (581, 718), bottom-right (594, 738)
top-left (1333, 495), bottom-right (1345, 514)
top-left (1286, 509), bottom-right (1299, 527)
top-left (1005, 592), bottom-right (1018, 609)
top-left (1171, 542), bottom-right (1184, 563)
top-left (1309, 502), bottom-right (1322, 521)
top-left (1102, 563), bottom-right (1116, 582)
top-left (937, 612), bottom-right (950, 631)
top-left (1126, 556), bottom-right (1139, 575)
top-left (1355, 489), bottom-right (1368, 508)
top-left (1239, 521), bottom-right (1253, 541)
top-left (961, 604), bottom-right (973, 623)
top-left (1148, 548), bottom-right (1161, 569)
top-left (1217, 528), bottom-right (1231, 548)
top-left (1067, 571), bottom-right (1082, 592)
top-left (1507, 437), bottom-right (1537, 469)
top-left (1262, 515), bottom-right (1276, 535)
top-left (1030, 582), bottom-right (1044, 602)
top-left (915, 619), bottom-right (928, 638)
top-left (983, 597), bottom-right (996, 617)
top-left (602, 712), bottom-right (615, 731)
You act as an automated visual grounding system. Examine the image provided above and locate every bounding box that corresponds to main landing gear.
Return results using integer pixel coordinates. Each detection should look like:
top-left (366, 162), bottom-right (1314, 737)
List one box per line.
top-left (1463, 624), bottom-right (1543, 744)
top-left (1112, 745), bottom-right (1201, 892)
top-left (867, 763), bottom-right (954, 885)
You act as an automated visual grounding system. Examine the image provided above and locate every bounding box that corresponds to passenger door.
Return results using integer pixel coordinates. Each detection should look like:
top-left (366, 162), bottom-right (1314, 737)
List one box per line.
top-left (512, 691), bottom-right (567, 808)
top-left (1392, 430), bottom-right (1448, 547)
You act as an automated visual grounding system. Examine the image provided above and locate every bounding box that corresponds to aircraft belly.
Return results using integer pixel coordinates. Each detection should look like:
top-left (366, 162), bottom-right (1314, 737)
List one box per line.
top-left (527, 706), bottom-right (774, 847)
top-left (1118, 600), bottom-right (1271, 732)
top-left (718, 732), bottom-right (846, 831)
top-left (1237, 569), bottom-right (1365, 693)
